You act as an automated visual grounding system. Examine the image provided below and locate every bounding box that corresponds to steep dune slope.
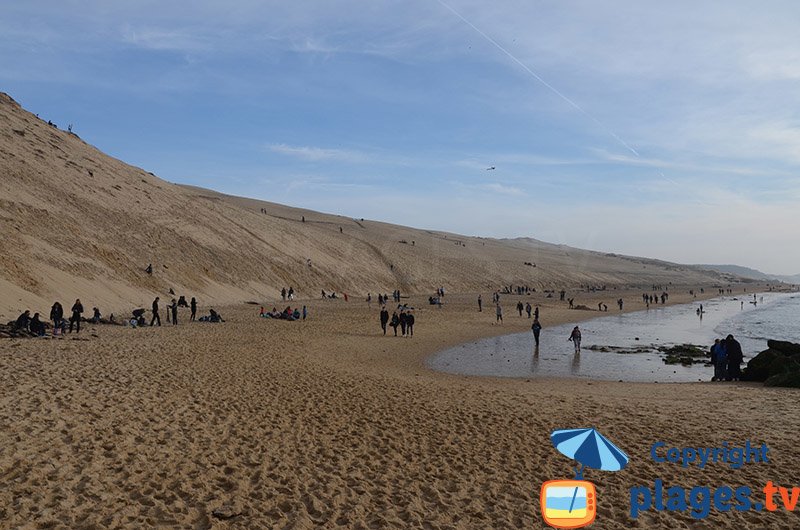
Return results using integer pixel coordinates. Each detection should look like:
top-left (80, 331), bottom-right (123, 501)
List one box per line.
top-left (0, 92), bottom-right (728, 318)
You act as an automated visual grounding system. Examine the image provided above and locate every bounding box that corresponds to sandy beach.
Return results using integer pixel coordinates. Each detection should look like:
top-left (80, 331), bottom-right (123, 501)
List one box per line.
top-left (2, 288), bottom-right (798, 529)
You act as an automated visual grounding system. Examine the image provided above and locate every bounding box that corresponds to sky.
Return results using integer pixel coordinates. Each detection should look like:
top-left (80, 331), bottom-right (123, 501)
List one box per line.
top-left (2, 1), bottom-right (800, 274)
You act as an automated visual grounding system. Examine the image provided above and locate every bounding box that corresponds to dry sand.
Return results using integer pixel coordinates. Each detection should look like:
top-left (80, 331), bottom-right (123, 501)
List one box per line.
top-left (2, 288), bottom-right (798, 529)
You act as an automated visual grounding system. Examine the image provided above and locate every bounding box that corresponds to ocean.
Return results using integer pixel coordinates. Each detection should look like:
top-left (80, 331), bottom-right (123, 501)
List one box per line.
top-left (427, 291), bottom-right (800, 383)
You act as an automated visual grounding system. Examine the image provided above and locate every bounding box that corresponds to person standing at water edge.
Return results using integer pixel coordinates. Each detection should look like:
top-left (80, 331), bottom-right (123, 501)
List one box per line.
top-left (531, 318), bottom-right (542, 346)
top-left (151, 297), bottom-right (161, 326)
top-left (568, 326), bottom-right (581, 353)
top-left (725, 334), bottom-right (743, 381)
top-left (710, 338), bottom-right (727, 381)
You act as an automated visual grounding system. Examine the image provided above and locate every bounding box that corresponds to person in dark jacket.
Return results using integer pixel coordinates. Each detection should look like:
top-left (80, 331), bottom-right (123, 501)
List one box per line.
top-left (399, 311), bottom-right (408, 336)
top-left (151, 297), bottom-right (161, 327)
top-left (29, 313), bottom-right (45, 336)
top-left (710, 338), bottom-right (727, 382)
top-left (69, 299), bottom-right (84, 333)
top-left (50, 302), bottom-right (64, 330)
top-left (725, 334), bottom-right (743, 381)
top-left (532, 318), bottom-right (542, 346)
top-left (190, 297), bottom-right (197, 321)
top-left (406, 312), bottom-right (415, 337)
top-left (170, 298), bottom-right (178, 325)
top-left (15, 310), bottom-right (31, 331)
top-left (390, 312), bottom-right (400, 336)
top-left (380, 307), bottom-right (389, 335)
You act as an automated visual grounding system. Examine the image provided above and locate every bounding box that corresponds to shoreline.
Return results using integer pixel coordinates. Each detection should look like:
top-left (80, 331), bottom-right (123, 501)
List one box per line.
top-left (424, 291), bottom-right (794, 384)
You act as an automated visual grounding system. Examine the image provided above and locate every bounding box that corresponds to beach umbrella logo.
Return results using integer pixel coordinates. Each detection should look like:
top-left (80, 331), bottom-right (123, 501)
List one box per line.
top-left (540, 428), bottom-right (629, 529)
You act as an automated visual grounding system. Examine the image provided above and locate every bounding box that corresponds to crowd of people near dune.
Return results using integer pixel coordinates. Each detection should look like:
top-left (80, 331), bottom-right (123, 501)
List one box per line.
top-left (9, 291), bottom-right (229, 337)
top-left (9, 277), bottom-right (755, 389)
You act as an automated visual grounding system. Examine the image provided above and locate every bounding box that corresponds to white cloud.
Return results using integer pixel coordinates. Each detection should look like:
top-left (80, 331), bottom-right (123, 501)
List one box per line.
top-left (121, 26), bottom-right (212, 51)
top-left (265, 143), bottom-right (369, 163)
top-left (482, 182), bottom-right (525, 196)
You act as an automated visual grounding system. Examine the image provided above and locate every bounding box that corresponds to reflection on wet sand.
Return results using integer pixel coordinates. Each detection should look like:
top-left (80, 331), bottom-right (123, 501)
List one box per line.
top-left (571, 352), bottom-right (581, 375)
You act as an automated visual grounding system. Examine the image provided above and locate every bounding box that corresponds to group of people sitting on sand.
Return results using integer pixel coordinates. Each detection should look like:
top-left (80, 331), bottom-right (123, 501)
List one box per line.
top-left (321, 290), bottom-right (347, 301)
top-left (260, 306), bottom-right (306, 321)
top-left (131, 295), bottom-right (221, 326)
top-left (13, 299), bottom-right (115, 337)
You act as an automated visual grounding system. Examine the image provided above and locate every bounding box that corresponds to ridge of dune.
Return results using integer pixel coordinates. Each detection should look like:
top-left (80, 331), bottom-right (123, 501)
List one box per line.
top-left (0, 92), bottom-right (731, 319)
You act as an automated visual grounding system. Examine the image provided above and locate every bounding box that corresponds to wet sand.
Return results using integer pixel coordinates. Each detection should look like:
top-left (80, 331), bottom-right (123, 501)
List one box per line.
top-left (1, 289), bottom-right (798, 529)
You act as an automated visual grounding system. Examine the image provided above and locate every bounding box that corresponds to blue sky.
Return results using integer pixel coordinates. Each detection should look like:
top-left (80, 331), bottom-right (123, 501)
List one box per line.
top-left (3, 1), bottom-right (800, 274)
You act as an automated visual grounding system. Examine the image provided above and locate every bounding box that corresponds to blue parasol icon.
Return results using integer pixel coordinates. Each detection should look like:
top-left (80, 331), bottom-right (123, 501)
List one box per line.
top-left (550, 427), bottom-right (629, 480)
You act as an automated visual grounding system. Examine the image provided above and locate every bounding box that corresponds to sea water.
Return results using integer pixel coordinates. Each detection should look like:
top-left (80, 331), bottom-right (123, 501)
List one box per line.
top-left (427, 292), bottom-right (800, 383)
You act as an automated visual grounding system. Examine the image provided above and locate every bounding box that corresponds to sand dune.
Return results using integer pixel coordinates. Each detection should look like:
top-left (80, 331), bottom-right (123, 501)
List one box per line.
top-left (0, 92), bottom-right (736, 321)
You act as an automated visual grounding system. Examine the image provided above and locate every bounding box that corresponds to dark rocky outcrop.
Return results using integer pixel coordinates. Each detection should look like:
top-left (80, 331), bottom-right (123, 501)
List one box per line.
top-left (742, 340), bottom-right (800, 388)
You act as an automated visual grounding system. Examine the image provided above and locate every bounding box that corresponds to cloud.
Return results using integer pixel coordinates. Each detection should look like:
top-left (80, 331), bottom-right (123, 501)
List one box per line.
top-left (265, 143), bottom-right (369, 163)
top-left (120, 26), bottom-right (214, 52)
top-left (482, 182), bottom-right (525, 196)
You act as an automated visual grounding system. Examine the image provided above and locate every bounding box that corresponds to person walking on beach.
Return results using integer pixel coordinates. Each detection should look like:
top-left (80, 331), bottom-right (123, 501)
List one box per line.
top-left (69, 299), bottom-right (84, 333)
top-left (406, 312), bottom-right (415, 337)
top-left (532, 318), bottom-right (542, 346)
top-left (478, 294), bottom-right (482, 312)
top-left (390, 312), bottom-right (400, 336)
top-left (190, 297), bottom-right (197, 321)
top-left (380, 307), bottom-right (389, 335)
top-left (568, 326), bottom-right (582, 353)
top-left (517, 301), bottom-right (524, 317)
top-left (725, 334), bottom-right (743, 381)
top-left (534, 306), bottom-right (539, 320)
top-left (302, 305), bottom-right (307, 320)
top-left (525, 302), bottom-right (532, 318)
top-left (281, 288), bottom-right (287, 301)
top-left (151, 297), bottom-right (161, 327)
top-left (496, 303), bottom-right (503, 323)
top-left (710, 338), bottom-right (727, 381)
top-left (399, 311), bottom-right (408, 336)
top-left (170, 298), bottom-right (178, 325)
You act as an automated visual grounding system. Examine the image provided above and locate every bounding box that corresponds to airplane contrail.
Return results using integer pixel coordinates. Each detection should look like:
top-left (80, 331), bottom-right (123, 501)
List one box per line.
top-left (435, 0), bottom-right (640, 158)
